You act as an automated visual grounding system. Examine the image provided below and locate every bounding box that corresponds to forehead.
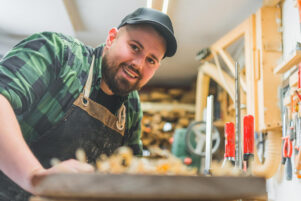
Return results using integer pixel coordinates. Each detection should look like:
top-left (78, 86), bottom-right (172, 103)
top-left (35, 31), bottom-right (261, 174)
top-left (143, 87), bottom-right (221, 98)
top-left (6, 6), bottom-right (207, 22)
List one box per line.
top-left (119, 24), bottom-right (166, 57)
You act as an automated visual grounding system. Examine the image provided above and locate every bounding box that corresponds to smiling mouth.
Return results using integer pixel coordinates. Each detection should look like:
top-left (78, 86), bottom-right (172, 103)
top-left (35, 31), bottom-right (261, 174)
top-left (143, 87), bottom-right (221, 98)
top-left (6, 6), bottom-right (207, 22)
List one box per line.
top-left (123, 66), bottom-right (139, 79)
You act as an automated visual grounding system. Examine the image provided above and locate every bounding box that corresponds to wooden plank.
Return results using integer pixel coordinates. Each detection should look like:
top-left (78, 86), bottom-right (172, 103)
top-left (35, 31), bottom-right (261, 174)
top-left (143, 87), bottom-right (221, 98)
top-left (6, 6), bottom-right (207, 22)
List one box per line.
top-left (62, 0), bottom-right (85, 31)
top-left (30, 196), bottom-right (267, 201)
top-left (201, 62), bottom-right (235, 101)
top-left (152, 0), bottom-right (163, 11)
top-left (218, 90), bottom-right (235, 124)
top-left (256, 7), bottom-right (282, 130)
top-left (33, 173), bottom-right (266, 201)
top-left (273, 48), bottom-right (301, 74)
top-left (211, 19), bottom-right (248, 51)
top-left (289, 69), bottom-right (299, 87)
top-left (195, 70), bottom-right (210, 121)
top-left (217, 49), bottom-right (247, 92)
top-left (263, 0), bottom-right (282, 7)
top-left (245, 14), bottom-right (259, 131)
top-left (217, 48), bottom-right (236, 76)
top-left (141, 102), bottom-right (195, 112)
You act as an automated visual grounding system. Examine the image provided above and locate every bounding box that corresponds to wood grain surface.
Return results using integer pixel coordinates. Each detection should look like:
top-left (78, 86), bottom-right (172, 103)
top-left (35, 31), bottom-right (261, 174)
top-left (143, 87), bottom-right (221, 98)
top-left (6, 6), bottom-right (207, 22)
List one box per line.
top-left (31, 173), bottom-right (266, 200)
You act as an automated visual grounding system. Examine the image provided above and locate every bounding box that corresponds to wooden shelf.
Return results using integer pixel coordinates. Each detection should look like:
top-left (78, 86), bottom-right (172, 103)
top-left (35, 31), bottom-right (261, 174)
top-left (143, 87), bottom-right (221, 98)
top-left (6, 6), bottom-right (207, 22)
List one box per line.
top-left (274, 48), bottom-right (301, 74)
top-left (141, 102), bottom-right (195, 112)
top-left (289, 69), bottom-right (299, 87)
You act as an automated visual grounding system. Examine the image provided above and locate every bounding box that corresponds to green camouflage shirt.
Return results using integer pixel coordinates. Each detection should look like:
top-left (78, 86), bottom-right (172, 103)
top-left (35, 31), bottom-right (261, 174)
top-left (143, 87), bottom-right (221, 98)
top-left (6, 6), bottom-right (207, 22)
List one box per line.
top-left (0, 32), bottom-right (142, 155)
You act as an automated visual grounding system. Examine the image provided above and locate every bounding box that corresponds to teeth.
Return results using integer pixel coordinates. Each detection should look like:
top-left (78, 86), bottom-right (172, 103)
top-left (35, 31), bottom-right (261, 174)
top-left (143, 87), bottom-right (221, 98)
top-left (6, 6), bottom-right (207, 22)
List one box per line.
top-left (124, 67), bottom-right (137, 78)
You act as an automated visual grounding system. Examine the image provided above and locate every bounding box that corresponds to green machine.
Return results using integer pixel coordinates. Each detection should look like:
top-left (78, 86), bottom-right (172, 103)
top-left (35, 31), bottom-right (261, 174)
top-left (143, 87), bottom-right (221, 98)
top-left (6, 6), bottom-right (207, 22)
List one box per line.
top-left (171, 121), bottom-right (221, 170)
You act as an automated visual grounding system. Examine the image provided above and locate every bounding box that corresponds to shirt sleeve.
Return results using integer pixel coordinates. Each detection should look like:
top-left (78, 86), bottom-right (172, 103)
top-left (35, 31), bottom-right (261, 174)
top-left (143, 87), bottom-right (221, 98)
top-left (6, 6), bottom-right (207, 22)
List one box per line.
top-left (0, 32), bottom-right (65, 115)
top-left (125, 91), bottom-right (143, 156)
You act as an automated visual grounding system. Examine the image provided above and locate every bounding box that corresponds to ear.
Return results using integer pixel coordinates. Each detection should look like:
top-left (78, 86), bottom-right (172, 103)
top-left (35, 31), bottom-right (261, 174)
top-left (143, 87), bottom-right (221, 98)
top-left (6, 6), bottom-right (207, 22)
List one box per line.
top-left (105, 28), bottom-right (118, 48)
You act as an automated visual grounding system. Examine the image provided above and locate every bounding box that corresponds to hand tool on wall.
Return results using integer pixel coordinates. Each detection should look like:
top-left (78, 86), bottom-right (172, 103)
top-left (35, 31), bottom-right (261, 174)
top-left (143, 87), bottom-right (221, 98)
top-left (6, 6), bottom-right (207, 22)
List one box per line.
top-left (295, 149), bottom-right (301, 178)
top-left (204, 95), bottom-right (214, 175)
top-left (243, 115), bottom-right (254, 171)
top-left (295, 117), bottom-right (301, 178)
top-left (281, 107), bottom-right (293, 180)
top-left (234, 62), bottom-right (242, 169)
top-left (282, 124), bottom-right (293, 180)
top-left (295, 63), bottom-right (301, 101)
top-left (222, 122), bottom-right (235, 167)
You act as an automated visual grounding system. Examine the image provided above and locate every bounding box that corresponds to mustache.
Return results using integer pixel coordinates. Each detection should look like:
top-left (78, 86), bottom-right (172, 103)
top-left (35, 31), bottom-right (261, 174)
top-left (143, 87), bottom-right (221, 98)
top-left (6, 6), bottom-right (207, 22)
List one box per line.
top-left (121, 63), bottom-right (141, 78)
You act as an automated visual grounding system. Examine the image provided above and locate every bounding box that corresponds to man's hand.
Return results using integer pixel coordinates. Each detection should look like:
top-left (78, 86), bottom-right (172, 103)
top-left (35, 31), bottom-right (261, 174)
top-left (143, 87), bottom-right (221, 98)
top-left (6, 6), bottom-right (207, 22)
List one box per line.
top-left (30, 159), bottom-right (95, 193)
top-left (36, 159), bottom-right (95, 175)
top-left (0, 95), bottom-right (94, 194)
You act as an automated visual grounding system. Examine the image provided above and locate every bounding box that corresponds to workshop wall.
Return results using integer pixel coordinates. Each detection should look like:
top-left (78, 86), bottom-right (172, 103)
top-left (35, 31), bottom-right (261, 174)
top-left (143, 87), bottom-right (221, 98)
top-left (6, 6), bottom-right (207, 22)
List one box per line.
top-left (267, 0), bottom-right (301, 200)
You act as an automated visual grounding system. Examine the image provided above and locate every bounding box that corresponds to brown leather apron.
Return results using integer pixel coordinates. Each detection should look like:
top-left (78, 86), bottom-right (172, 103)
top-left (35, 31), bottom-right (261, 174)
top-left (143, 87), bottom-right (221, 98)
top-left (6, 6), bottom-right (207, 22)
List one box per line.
top-left (0, 54), bottom-right (126, 200)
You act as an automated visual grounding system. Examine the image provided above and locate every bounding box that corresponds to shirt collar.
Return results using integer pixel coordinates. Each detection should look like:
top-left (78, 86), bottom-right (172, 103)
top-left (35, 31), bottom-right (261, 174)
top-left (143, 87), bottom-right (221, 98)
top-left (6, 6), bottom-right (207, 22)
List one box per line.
top-left (93, 43), bottom-right (105, 81)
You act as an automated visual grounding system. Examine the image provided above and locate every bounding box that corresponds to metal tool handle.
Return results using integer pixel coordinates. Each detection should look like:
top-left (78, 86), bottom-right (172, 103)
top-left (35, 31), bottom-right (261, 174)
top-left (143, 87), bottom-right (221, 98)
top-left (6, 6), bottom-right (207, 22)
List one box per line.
top-left (243, 115), bottom-right (254, 161)
top-left (295, 147), bottom-right (301, 178)
top-left (204, 95), bottom-right (214, 175)
top-left (235, 62), bottom-right (242, 169)
top-left (225, 122), bottom-right (235, 159)
top-left (286, 157), bottom-right (292, 180)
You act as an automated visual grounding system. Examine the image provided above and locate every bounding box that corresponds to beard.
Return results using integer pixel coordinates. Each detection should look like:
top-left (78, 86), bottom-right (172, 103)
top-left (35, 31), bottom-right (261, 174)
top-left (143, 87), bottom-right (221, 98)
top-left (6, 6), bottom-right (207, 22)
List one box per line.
top-left (101, 54), bottom-right (142, 96)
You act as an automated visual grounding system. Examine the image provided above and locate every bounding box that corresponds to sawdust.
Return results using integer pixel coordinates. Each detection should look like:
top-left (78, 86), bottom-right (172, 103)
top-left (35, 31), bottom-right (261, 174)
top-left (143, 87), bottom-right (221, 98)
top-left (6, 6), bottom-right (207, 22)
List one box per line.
top-left (94, 146), bottom-right (198, 175)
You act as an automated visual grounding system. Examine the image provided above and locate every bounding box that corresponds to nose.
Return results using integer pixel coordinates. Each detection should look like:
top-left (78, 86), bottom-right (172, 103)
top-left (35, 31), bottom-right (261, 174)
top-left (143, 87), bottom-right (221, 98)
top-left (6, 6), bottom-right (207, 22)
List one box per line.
top-left (131, 55), bottom-right (144, 72)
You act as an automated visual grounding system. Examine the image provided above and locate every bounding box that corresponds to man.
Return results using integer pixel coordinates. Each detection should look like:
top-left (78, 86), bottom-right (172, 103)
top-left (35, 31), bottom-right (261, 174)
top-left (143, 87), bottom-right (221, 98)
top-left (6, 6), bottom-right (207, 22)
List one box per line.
top-left (0, 7), bottom-right (177, 200)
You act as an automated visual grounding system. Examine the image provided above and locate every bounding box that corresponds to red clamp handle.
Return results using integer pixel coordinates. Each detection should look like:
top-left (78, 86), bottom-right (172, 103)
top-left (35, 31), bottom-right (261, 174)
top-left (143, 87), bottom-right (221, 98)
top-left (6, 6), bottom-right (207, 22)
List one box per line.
top-left (283, 136), bottom-right (293, 158)
top-left (224, 122), bottom-right (235, 158)
top-left (243, 115), bottom-right (254, 155)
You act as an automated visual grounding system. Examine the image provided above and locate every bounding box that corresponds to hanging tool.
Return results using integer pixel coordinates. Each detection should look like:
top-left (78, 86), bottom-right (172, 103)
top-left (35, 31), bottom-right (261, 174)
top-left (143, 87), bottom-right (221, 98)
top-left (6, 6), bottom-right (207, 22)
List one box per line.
top-left (295, 117), bottom-right (301, 178)
top-left (243, 115), bottom-right (254, 171)
top-left (295, 149), bottom-right (301, 179)
top-left (235, 62), bottom-right (242, 169)
top-left (204, 95), bottom-right (214, 175)
top-left (295, 62), bottom-right (301, 89)
top-left (281, 107), bottom-right (293, 180)
top-left (282, 120), bottom-right (293, 180)
top-left (283, 133), bottom-right (293, 180)
top-left (222, 122), bottom-right (235, 167)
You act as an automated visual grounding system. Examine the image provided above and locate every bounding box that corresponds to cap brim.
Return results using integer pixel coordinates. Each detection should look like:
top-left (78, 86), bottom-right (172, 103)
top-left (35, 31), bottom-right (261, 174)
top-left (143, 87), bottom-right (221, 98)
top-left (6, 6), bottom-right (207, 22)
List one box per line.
top-left (119, 19), bottom-right (177, 57)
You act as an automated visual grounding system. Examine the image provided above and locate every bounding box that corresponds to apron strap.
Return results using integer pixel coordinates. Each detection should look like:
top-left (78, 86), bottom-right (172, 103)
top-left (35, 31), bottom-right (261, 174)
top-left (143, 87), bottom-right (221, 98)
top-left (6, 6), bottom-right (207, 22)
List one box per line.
top-left (82, 53), bottom-right (126, 131)
top-left (83, 55), bottom-right (95, 99)
top-left (116, 104), bottom-right (126, 130)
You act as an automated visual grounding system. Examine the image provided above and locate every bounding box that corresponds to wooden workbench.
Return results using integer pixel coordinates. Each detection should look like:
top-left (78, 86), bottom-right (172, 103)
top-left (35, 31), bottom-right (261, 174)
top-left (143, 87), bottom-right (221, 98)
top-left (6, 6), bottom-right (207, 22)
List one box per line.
top-left (30, 173), bottom-right (267, 201)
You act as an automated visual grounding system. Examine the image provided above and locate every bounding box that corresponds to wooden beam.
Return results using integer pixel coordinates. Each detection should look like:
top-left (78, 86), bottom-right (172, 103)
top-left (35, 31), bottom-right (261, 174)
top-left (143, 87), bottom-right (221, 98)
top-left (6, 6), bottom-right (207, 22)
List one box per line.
top-left (244, 14), bottom-right (259, 131)
top-left (211, 19), bottom-right (248, 51)
top-left (152, 0), bottom-right (163, 11)
top-left (217, 48), bottom-right (235, 76)
top-left (195, 70), bottom-right (210, 121)
top-left (273, 48), bottom-right (301, 74)
top-left (201, 62), bottom-right (235, 101)
top-left (263, 0), bottom-right (282, 7)
top-left (62, 0), bottom-right (85, 31)
top-left (256, 7), bottom-right (282, 130)
top-left (141, 102), bottom-right (195, 112)
top-left (216, 49), bottom-right (247, 92)
top-left (219, 90), bottom-right (235, 124)
top-left (289, 70), bottom-right (299, 87)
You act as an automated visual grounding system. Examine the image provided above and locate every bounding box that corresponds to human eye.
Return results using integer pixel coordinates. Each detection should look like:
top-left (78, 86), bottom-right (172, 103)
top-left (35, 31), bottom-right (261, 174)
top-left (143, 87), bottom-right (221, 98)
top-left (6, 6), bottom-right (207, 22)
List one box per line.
top-left (130, 44), bottom-right (140, 52)
top-left (147, 57), bottom-right (155, 65)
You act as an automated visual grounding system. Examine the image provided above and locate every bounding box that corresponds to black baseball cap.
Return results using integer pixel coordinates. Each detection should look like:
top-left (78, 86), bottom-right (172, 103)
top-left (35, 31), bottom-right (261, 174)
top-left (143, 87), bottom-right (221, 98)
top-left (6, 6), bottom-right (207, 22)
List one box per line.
top-left (118, 7), bottom-right (177, 57)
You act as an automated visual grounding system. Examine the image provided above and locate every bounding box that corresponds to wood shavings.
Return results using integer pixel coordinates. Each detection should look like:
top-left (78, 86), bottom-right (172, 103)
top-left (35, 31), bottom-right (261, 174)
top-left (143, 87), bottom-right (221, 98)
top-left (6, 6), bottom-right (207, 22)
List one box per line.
top-left (210, 160), bottom-right (242, 176)
top-left (50, 158), bottom-right (61, 167)
top-left (76, 148), bottom-right (87, 163)
top-left (96, 146), bottom-right (197, 176)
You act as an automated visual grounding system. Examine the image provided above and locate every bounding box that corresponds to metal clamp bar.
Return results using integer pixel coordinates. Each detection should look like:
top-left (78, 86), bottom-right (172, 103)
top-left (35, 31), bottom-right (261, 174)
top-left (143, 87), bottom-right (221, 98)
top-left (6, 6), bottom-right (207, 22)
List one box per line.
top-left (235, 62), bottom-right (243, 169)
top-left (204, 95), bottom-right (214, 175)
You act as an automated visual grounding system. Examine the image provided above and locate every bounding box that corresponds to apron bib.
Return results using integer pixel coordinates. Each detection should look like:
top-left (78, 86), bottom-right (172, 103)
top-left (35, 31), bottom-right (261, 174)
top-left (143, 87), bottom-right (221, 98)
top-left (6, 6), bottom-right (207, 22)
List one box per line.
top-left (0, 53), bottom-right (126, 200)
